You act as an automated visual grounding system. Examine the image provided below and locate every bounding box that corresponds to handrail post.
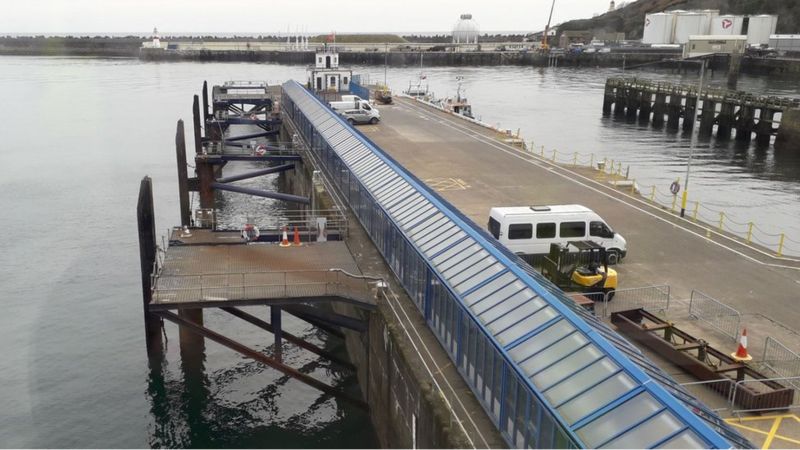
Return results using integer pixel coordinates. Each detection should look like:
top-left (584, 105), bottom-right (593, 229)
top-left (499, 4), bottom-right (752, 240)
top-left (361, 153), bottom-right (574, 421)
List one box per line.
top-left (777, 233), bottom-right (785, 256)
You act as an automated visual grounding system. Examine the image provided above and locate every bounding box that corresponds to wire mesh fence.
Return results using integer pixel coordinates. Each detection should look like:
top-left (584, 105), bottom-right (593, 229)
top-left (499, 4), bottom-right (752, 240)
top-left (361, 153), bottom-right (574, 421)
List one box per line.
top-left (602, 285), bottom-right (671, 318)
top-left (688, 290), bottom-right (741, 341)
top-left (760, 336), bottom-right (800, 392)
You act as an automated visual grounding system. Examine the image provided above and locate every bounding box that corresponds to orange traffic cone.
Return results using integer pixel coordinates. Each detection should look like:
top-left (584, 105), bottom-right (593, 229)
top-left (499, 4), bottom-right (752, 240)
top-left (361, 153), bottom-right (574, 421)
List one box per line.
top-left (293, 226), bottom-right (302, 246)
top-left (279, 226), bottom-right (291, 247)
top-left (731, 328), bottom-right (752, 362)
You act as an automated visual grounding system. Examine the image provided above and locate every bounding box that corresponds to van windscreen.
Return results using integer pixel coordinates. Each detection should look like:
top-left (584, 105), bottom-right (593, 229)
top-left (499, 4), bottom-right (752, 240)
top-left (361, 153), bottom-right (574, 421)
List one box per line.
top-left (488, 217), bottom-right (501, 239)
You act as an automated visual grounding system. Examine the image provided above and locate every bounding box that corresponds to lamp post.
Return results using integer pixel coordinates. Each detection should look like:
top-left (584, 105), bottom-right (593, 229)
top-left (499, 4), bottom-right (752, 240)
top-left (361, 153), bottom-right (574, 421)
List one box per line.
top-left (680, 58), bottom-right (707, 218)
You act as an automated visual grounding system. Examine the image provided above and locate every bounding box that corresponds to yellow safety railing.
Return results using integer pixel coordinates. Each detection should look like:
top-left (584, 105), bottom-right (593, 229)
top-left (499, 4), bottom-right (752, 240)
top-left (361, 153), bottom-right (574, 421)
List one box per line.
top-left (513, 138), bottom-right (799, 258)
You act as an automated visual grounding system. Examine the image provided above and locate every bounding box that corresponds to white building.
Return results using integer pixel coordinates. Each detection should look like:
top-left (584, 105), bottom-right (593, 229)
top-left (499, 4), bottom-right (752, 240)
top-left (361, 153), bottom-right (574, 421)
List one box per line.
top-left (452, 14), bottom-right (480, 45)
top-left (307, 46), bottom-right (352, 92)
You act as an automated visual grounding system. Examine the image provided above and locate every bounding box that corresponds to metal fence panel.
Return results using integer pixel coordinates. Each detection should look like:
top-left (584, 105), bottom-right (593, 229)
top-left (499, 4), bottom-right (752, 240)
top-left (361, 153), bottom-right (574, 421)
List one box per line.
top-left (604, 285), bottom-right (671, 317)
top-left (349, 81), bottom-right (370, 101)
top-left (761, 336), bottom-right (800, 391)
top-left (688, 290), bottom-right (741, 341)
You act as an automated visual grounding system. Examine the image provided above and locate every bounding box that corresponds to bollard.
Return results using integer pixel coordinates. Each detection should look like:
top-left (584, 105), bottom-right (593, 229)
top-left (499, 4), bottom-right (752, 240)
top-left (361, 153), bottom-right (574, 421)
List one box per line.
top-left (609, 159), bottom-right (615, 175)
top-left (625, 165), bottom-right (630, 180)
top-left (630, 179), bottom-right (636, 194)
top-left (573, 152), bottom-right (578, 167)
top-left (718, 212), bottom-right (725, 231)
top-left (746, 222), bottom-right (753, 244)
top-left (540, 145), bottom-right (545, 157)
top-left (552, 149), bottom-right (557, 162)
top-left (671, 195), bottom-right (677, 212)
top-left (590, 153), bottom-right (594, 169)
top-left (650, 185), bottom-right (656, 202)
top-left (777, 233), bottom-right (785, 257)
top-left (692, 202), bottom-right (699, 221)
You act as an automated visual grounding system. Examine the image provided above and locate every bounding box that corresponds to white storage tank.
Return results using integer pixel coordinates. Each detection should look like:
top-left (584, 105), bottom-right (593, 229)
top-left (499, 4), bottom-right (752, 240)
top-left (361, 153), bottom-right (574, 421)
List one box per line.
top-left (711, 15), bottom-right (745, 35)
top-left (769, 34), bottom-right (800, 52)
top-left (642, 12), bottom-right (675, 44)
top-left (747, 15), bottom-right (778, 46)
top-left (674, 12), bottom-right (709, 44)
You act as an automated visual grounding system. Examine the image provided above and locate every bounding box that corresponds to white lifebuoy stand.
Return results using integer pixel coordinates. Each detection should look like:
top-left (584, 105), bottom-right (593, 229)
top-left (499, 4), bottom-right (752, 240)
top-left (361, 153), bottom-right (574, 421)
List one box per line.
top-left (316, 217), bottom-right (328, 242)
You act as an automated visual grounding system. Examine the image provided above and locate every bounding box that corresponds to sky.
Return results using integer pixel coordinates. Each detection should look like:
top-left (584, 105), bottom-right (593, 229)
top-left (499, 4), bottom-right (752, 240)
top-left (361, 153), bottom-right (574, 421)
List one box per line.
top-left (1, 0), bottom-right (616, 34)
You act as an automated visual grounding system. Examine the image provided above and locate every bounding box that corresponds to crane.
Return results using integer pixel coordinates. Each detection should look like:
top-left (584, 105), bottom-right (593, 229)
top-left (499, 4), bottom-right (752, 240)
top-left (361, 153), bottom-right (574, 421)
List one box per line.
top-left (542, 0), bottom-right (556, 51)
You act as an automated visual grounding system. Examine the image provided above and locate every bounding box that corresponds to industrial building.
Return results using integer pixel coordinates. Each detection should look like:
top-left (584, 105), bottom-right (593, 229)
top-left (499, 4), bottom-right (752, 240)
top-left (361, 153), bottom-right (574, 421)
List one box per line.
top-left (642, 10), bottom-right (778, 46)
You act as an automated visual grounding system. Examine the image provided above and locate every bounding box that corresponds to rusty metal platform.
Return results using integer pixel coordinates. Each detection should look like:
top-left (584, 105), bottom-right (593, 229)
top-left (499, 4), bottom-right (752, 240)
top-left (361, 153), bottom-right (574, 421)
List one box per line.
top-left (151, 241), bottom-right (373, 308)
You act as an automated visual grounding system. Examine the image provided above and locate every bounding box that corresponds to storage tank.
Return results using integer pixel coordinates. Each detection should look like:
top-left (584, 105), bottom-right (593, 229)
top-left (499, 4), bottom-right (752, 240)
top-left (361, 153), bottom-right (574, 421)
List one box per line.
top-left (642, 12), bottom-right (675, 44)
top-left (769, 34), bottom-right (800, 52)
top-left (747, 15), bottom-right (778, 45)
top-left (674, 12), bottom-right (708, 44)
top-left (711, 15), bottom-right (745, 35)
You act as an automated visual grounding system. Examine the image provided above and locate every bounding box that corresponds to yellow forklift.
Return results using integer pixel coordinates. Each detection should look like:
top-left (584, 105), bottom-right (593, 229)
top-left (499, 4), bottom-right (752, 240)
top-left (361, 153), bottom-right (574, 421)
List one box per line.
top-left (540, 241), bottom-right (617, 302)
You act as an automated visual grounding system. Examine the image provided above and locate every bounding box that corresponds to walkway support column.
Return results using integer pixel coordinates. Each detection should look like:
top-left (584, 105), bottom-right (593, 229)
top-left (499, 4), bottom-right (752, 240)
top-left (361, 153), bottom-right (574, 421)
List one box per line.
top-left (137, 176), bottom-right (163, 362)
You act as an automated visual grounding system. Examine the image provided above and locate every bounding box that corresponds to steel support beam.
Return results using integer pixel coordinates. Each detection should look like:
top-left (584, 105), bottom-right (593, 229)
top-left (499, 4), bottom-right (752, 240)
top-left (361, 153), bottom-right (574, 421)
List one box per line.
top-left (211, 182), bottom-right (310, 204)
top-left (156, 310), bottom-right (367, 409)
top-left (215, 164), bottom-right (295, 184)
top-left (175, 120), bottom-right (191, 227)
top-left (221, 307), bottom-right (354, 369)
top-left (225, 131), bottom-right (280, 141)
top-left (212, 154), bottom-right (301, 163)
top-left (284, 304), bottom-right (367, 333)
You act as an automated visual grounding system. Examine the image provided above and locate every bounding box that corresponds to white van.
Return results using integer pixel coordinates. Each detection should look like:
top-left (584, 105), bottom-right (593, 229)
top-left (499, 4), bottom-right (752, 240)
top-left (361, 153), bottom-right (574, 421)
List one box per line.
top-left (488, 205), bottom-right (627, 264)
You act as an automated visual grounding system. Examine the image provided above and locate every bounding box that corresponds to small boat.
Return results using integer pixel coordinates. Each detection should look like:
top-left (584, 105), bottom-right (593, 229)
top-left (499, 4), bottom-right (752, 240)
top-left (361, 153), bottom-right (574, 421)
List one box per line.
top-left (440, 76), bottom-right (474, 119)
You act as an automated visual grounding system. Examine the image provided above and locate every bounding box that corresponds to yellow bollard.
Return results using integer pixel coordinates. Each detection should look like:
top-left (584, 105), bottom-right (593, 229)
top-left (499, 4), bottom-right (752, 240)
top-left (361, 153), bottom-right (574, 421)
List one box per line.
top-left (573, 152), bottom-right (578, 167)
top-left (630, 179), bottom-right (636, 194)
top-left (589, 153), bottom-right (594, 169)
top-left (671, 195), bottom-right (677, 212)
top-left (650, 185), bottom-right (656, 202)
top-left (777, 233), bottom-right (785, 257)
top-left (718, 212), bottom-right (725, 231)
top-left (552, 149), bottom-right (557, 162)
top-left (746, 222), bottom-right (753, 244)
top-left (540, 145), bottom-right (545, 157)
top-left (692, 202), bottom-right (699, 221)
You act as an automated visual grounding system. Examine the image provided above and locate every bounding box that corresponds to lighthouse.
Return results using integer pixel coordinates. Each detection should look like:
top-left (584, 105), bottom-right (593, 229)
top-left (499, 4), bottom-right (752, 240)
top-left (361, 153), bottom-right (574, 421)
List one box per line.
top-left (151, 27), bottom-right (161, 49)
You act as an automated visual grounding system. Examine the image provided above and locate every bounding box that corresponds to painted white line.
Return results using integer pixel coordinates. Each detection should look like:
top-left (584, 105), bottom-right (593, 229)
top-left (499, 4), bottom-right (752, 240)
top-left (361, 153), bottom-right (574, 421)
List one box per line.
top-left (394, 100), bottom-right (800, 272)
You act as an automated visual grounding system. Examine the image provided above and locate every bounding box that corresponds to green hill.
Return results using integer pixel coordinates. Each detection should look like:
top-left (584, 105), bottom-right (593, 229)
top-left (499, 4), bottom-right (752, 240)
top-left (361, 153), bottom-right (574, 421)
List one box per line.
top-left (558, 0), bottom-right (800, 39)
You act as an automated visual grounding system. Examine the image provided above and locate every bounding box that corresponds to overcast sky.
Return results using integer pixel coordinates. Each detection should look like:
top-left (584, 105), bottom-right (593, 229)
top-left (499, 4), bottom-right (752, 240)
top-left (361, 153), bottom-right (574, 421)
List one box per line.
top-left (2, 0), bottom-right (615, 34)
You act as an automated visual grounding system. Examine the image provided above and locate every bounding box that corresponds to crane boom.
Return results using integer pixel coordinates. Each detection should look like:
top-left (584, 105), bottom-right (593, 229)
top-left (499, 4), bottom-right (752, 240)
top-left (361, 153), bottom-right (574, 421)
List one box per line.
top-left (542, 0), bottom-right (556, 51)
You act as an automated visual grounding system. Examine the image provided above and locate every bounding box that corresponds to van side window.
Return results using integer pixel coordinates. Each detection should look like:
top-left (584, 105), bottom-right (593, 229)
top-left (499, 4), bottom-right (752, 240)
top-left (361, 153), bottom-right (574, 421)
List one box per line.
top-left (508, 223), bottom-right (532, 240)
top-left (560, 221), bottom-right (586, 238)
top-left (536, 222), bottom-right (556, 239)
top-left (488, 218), bottom-right (501, 239)
top-left (590, 221), bottom-right (613, 238)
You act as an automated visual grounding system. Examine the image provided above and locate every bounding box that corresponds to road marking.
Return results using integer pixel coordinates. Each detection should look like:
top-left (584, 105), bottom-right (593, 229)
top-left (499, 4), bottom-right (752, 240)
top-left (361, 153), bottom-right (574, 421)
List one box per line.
top-left (724, 414), bottom-right (800, 449)
top-left (394, 99), bottom-right (800, 272)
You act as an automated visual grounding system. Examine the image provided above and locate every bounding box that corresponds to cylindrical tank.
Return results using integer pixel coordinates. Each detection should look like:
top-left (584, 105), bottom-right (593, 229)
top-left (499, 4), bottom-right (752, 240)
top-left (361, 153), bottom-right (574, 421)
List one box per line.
top-left (747, 15), bottom-right (778, 46)
top-left (642, 12), bottom-right (675, 44)
top-left (674, 12), bottom-right (708, 44)
top-left (711, 15), bottom-right (745, 35)
top-left (770, 35), bottom-right (800, 52)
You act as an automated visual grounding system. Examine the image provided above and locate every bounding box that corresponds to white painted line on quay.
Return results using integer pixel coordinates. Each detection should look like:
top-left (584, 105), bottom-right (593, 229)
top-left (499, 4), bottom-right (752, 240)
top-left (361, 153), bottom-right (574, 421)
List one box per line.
top-left (394, 99), bottom-right (800, 272)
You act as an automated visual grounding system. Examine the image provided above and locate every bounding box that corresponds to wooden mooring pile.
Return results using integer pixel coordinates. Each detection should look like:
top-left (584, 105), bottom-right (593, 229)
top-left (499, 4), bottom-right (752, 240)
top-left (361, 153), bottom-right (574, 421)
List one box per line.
top-left (603, 77), bottom-right (800, 147)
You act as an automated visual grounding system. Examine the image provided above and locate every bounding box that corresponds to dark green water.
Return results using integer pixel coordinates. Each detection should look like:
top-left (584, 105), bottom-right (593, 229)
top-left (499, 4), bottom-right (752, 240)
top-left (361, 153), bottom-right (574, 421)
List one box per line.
top-left (0, 57), bottom-right (377, 448)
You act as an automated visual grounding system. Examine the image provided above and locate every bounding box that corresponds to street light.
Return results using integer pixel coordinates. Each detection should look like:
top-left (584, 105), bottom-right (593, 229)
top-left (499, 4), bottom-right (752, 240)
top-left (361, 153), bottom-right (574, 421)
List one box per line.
top-left (680, 58), bottom-right (707, 218)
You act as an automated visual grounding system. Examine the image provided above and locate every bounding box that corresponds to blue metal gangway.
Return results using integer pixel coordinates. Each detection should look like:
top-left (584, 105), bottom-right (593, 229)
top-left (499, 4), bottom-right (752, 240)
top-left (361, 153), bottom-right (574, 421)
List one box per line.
top-left (281, 80), bottom-right (751, 449)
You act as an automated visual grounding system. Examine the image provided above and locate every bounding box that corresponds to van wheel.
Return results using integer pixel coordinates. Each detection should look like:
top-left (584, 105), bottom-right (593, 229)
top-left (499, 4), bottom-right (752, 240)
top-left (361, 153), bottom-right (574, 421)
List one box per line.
top-left (347, 118), bottom-right (355, 125)
top-left (606, 249), bottom-right (620, 265)
top-left (369, 117), bottom-right (379, 124)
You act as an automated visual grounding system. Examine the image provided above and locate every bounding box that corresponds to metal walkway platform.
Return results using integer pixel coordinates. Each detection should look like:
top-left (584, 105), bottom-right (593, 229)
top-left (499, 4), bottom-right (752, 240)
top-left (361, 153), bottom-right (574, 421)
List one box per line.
top-left (151, 240), bottom-right (372, 309)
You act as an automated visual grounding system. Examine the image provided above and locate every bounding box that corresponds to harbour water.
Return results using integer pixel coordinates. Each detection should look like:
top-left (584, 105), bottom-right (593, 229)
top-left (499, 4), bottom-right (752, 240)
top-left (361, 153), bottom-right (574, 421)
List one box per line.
top-left (0, 56), bottom-right (798, 447)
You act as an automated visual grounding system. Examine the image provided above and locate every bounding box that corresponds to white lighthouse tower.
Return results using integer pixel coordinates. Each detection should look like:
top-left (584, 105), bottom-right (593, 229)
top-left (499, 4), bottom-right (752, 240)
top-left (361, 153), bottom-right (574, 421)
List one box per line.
top-left (151, 27), bottom-right (161, 48)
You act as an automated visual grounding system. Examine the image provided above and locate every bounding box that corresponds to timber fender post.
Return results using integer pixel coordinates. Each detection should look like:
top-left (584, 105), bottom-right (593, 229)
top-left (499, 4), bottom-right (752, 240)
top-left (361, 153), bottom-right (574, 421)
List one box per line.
top-left (136, 176), bottom-right (163, 362)
top-left (175, 120), bottom-right (191, 227)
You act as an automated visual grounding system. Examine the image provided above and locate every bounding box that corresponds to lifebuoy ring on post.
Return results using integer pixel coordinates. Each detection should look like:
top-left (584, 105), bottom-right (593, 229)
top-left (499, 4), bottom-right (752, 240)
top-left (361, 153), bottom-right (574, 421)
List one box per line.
top-left (241, 223), bottom-right (260, 242)
top-left (254, 144), bottom-right (267, 156)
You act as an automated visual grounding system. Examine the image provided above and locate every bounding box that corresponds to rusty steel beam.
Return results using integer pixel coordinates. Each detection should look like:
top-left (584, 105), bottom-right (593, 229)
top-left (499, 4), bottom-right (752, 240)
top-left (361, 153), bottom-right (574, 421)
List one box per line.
top-left (157, 310), bottom-right (367, 409)
top-left (221, 306), bottom-right (355, 370)
top-left (211, 182), bottom-right (310, 205)
top-left (215, 164), bottom-right (295, 184)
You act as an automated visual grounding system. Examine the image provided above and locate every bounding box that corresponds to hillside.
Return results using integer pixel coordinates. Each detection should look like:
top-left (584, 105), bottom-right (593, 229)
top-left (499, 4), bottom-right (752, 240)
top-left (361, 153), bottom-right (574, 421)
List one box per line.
top-left (558, 0), bottom-right (800, 39)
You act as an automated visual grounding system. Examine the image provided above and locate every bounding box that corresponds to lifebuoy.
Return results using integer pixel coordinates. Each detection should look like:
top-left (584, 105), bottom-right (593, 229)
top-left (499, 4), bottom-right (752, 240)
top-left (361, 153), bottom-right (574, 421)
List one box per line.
top-left (254, 144), bottom-right (267, 156)
top-left (670, 181), bottom-right (680, 195)
top-left (241, 223), bottom-right (260, 241)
